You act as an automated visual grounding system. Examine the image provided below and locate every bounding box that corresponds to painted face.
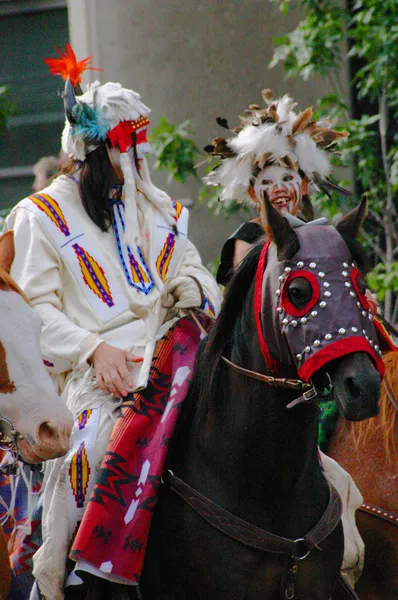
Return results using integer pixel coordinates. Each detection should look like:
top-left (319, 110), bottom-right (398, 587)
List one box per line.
top-left (254, 165), bottom-right (303, 216)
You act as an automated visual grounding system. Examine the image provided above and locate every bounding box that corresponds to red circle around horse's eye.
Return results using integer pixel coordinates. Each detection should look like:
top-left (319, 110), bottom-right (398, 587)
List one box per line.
top-left (280, 270), bottom-right (320, 317)
top-left (351, 268), bottom-right (370, 310)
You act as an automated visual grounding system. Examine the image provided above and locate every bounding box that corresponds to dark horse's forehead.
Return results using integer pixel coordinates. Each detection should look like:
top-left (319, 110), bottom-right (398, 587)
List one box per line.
top-left (260, 224), bottom-right (384, 382)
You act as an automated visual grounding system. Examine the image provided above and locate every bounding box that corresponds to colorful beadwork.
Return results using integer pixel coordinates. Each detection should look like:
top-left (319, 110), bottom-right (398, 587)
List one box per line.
top-left (78, 410), bottom-right (93, 431)
top-left (112, 200), bottom-right (154, 295)
top-left (73, 243), bottom-right (114, 307)
top-left (69, 442), bottom-right (91, 508)
top-left (156, 233), bottom-right (176, 283)
top-left (29, 193), bottom-right (70, 237)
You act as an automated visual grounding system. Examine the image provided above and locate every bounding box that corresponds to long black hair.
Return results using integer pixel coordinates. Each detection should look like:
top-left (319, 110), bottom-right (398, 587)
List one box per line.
top-left (79, 144), bottom-right (116, 232)
top-left (78, 132), bottom-right (141, 232)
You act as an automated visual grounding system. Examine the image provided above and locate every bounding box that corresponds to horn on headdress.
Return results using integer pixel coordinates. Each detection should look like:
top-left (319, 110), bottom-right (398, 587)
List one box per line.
top-left (63, 78), bottom-right (78, 124)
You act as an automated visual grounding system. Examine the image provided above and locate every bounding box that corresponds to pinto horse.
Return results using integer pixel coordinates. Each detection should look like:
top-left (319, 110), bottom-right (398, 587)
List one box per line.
top-left (0, 231), bottom-right (73, 600)
top-left (328, 349), bottom-right (398, 599)
top-left (135, 197), bottom-right (384, 600)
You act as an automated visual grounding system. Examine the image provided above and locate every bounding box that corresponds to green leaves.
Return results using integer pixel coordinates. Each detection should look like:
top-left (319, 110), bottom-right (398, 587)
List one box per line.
top-left (368, 263), bottom-right (398, 302)
top-left (149, 117), bottom-right (200, 184)
top-left (0, 86), bottom-right (17, 135)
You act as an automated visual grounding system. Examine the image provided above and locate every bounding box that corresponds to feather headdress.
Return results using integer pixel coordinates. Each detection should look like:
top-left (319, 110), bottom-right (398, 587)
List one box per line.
top-left (45, 44), bottom-right (175, 251)
top-left (204, 89), bottom-right (349, 204)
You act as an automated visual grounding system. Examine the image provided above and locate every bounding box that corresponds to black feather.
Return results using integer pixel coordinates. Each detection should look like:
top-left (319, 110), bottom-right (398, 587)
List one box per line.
top-left (216, 117), bottom-right (230, 130)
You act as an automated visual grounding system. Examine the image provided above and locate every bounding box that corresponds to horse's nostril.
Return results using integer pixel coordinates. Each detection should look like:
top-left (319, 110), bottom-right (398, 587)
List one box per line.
top-left (345, 377), bottom-right (362, 400)
top-left (37, 422), bottom-right (57, 446)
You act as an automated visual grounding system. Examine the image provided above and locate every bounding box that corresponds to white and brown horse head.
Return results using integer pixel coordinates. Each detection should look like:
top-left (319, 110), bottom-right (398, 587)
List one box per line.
top-left (0, 231), bottom-right (73, 463)
top-left (259, 196), bottom-right (394, 421)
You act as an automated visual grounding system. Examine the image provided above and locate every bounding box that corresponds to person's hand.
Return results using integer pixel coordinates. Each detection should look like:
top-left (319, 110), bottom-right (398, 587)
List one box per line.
top-left (161, 276), bottom-right (204, 310)
top-left (89, 342), bottom-right (143, 398)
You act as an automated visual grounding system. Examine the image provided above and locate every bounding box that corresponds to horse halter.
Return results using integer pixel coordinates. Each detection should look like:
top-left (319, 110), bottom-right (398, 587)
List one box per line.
top-left (0, 414), bottom-right (26, 475)
top-left (189, 310), bottom-right (333, 408)
top-left (221, 355), bottom-right (333, 409)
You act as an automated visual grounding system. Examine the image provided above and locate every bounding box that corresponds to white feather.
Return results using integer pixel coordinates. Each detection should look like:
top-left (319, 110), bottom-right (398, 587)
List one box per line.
top-left (293, 134), bottom-right (332, 178)
top-left (231, 124), bottom-right (291, 162)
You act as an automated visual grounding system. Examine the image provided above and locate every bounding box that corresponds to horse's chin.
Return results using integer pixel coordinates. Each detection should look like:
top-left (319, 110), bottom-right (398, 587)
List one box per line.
top-left (17, 440), bottom-right (69, 464)
top-left (333, 394), bottom-right (380, 422)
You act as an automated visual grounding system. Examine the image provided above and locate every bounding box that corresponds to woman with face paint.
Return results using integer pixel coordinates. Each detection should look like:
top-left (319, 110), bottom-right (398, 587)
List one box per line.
top-left (4, 47), bottom-right (222, 599)
top-left (204, 90), bottom-right (370, 588)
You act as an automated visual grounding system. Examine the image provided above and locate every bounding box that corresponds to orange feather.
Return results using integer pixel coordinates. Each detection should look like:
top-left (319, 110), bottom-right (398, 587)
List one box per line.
top-left (44, 43), bottom-right (102, 87)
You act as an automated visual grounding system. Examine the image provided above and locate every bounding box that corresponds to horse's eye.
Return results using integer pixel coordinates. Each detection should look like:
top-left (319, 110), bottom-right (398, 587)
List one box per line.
top-left (287, 278), bottom-right (313, 309)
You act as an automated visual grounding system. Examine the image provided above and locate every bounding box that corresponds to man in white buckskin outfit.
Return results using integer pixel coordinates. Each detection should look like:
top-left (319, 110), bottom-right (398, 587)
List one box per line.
top-left (5, 47), bottom-right (221, 600)
top-left (205, 89), bottom-right (367, 588)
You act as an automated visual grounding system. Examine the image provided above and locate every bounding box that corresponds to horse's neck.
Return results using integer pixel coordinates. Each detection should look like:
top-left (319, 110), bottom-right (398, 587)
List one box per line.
top-left (173, 290), bottom-right (328, 534)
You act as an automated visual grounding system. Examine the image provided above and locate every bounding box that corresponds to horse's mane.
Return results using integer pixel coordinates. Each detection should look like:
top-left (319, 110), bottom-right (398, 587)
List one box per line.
top-left (0, 266), bottom-right (29, 303)
top-left (344, 350), bottom-right (398, 464)
top-left (191, 239), bottom-right (266, 424)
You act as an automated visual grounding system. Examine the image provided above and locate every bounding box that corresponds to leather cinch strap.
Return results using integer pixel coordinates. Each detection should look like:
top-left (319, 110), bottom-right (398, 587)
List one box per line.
top-left (165, 471), bottom-right (342, 559)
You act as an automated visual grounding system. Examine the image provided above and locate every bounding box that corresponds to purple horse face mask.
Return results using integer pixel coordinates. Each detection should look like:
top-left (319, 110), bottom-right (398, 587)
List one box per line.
top-left (258, 220), bottom-right (387, 382)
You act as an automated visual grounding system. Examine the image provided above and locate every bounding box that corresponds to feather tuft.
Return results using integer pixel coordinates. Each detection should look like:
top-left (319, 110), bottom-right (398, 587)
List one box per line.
top-left (71, 102), bottom-right (109, 142)
top-left (44, 43), bottom-right (102, 87)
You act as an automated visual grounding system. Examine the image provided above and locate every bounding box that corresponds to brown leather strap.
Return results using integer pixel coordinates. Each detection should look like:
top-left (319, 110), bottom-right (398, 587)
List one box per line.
top-left (334, 575), bottom-right (361, 600)
top-left (359, 502), bottom-right (398, 526)
top-left (221, 356), bottom-right (313, 391)
top-left (165, 471), bottom-right (342, 559)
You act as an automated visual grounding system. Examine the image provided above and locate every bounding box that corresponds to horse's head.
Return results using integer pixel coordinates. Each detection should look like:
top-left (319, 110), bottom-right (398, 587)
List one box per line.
top-left (0, 232), bottom-right (73, 463)
top-left (260, 196), bottom-right (390, 421)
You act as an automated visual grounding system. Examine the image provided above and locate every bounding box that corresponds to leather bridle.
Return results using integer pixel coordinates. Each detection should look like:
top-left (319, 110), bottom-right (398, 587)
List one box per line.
top-left (0, 414), bottom-right (27, 475)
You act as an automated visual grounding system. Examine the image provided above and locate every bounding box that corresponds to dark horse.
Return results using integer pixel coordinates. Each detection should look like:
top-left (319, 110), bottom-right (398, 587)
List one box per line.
top-left (138, 197), bottom-right (383, 600)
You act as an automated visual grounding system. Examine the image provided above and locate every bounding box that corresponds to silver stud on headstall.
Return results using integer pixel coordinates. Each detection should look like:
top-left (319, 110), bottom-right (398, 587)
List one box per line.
top-left (297, 261), bottom-right (304, 268)
top-left (342, 271), bottom-right (349, 277)
top-left (309, 262), bottom-right (316, 269)
top-left (282, 318), bottom-right (289, 325)
top-left (304, 346), bottom-right (311, 353)
top-left (345, 282), bottom-right (351, 288)
top-left (351, 327), bottom-right (358, 333)
top-left (291, 320), bottom-right (298, 327)
top-left (301, 317), bottom-right (307, 324)
top-left (318, 272), bottom-right (325, 278)
top-left (338, 328), bottom-right (346, 335)
top-left (320, 301), bottom-right (327, 308)
top-left (296, 353), bottom-right (302, 361)
top-left (284, 267), bottom-right (292, 273)
top-left (314, 340), bottom-right (321, 347)
top-left (350, 291), bottom-right (356, 297)
top-left (324, 291), bottom-right (332, 297)
top-left (311, 311), bottom-right (318, 317)
top-left (325, 333), bottom-right (332, 340)
top-left (279, 275), bottom-right (285, 282)
top-left (277, 307), bottom-right (283, 313)
top-left (323, 282), bottom-right (330, 288)
top-left (276, 290), bottom-right (281, 297)
top-left (343, 262), bottom-right (349, 268)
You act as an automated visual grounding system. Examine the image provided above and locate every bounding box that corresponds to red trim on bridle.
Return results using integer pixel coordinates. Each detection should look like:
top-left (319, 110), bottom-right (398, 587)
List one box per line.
top-left (281, 270), bottom-right (320, 317)
top-left (351, 268), bottom-right (369, 311)
top-left (254, 241), bottom-right (279, 373)
top-left (298, 337), bottom-right (385, 382)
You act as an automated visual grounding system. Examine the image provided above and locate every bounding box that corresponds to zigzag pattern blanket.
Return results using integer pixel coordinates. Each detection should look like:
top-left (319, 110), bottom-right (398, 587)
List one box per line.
top-left (69, 313), bottom-right (212, 587)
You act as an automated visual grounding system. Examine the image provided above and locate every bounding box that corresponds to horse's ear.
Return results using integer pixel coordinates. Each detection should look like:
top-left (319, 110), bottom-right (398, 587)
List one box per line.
top-left (263, 193), bottom-right (299, 260)
top-left (0, 231), bottom-right (15, 273)
top-left (336, 195), bottom-right (368, 239)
